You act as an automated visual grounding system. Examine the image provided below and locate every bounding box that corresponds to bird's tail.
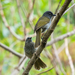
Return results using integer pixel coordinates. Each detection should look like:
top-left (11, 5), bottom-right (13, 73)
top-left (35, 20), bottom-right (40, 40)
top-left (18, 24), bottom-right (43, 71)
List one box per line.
top-left (34, 58), bottom-right (47, 70)
top-left (35, 29), bottom-right (41, 47)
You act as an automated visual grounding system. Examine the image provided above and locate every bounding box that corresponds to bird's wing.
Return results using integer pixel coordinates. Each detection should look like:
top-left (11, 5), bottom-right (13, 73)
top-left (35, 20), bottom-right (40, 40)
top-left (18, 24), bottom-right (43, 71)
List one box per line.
top-left (34, 16), bottom-right (50, 32)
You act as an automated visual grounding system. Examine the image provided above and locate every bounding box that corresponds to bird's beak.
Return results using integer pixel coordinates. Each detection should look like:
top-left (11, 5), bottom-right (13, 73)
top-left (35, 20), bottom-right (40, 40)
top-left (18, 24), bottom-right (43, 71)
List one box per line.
top-left (53, 14), bottom-right (56, 16)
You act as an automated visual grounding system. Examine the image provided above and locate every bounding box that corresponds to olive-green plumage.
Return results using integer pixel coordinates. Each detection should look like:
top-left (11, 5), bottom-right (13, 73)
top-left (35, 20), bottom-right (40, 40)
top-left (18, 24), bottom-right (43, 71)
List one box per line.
top-left (34, 16), bottom-right (50, 47)
top-left (34, 16), bottom-right (50, 31)
top-left (34, 11), bottom-right (56, 47)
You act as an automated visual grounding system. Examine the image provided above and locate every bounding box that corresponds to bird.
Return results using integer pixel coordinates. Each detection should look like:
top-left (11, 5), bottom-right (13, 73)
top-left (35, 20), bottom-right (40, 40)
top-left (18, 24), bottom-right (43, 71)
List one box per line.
top-left (34, 11), bottom-right (56, 47)
top-left (24, 37), bottom-right (47, 70)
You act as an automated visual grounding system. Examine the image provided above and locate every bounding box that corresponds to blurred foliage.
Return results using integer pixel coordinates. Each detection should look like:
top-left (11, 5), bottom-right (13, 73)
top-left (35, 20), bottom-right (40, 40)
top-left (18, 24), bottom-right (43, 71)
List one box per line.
top-left (0, 0), bottom-right (75, 75)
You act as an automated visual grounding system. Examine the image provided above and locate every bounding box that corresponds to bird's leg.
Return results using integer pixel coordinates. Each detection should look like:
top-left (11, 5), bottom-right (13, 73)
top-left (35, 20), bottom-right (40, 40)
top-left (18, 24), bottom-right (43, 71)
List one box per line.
top-left (41, 33), bottom-right (45, 40)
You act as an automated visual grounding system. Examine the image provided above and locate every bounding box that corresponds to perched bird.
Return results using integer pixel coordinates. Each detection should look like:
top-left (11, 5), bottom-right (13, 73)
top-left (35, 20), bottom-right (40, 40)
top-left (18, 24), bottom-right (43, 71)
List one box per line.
top-left (34, 11), bottom-right (56, 47)
top-left (24, 37), bottom-right (47, 70)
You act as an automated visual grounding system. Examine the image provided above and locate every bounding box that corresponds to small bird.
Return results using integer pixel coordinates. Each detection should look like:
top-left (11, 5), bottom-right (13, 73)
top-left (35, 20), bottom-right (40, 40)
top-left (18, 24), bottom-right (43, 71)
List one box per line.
top-left (24, 37), bottom-right (47, 70)
top-left (34, 11), bottom-right (56, 47)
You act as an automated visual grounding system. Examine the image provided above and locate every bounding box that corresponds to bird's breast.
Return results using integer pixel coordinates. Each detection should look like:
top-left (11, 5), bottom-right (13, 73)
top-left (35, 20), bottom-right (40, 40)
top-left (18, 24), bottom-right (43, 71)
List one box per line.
top-left (42, 20), bottom-right (51, 32)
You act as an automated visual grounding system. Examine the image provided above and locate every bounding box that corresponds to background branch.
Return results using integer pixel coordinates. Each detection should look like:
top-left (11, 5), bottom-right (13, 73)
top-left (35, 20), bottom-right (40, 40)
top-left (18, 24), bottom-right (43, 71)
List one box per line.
top-left (43, 50), bottom-right (60, 74)
top-left (11, 56), bottom-right (28, 75)
top-left (55, 0), bottom-right (62, 14)
top-left (0, 43), bottom-right (23, 58)
top-left (65, 38), bottom-right (75, 75)
top-left (16, 0), bottom-right (26, 40)
top-left (63, 3), bottom-right (75, 15)
top-left (0, 3), bottom-right (25, 41)
top-left (46, 29), bottom-right (75, 46)
top-left (51, 0), bottom-right (65, 74)
top-left (57, 41), bottom-right (70, 54)
top-left (71, 1), bottom-right (75, 18)
top-left (51, 34), bottom-right (66, 75)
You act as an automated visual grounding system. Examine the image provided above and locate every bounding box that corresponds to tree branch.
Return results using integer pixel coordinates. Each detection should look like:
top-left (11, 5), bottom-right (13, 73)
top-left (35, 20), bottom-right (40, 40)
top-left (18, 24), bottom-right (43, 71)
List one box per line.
top-left (22, 0), bottom-right (72, 75)
top-left (46, 29), bottom-right (75, 46)
top-left (0, 43), bottom-right (23, 58)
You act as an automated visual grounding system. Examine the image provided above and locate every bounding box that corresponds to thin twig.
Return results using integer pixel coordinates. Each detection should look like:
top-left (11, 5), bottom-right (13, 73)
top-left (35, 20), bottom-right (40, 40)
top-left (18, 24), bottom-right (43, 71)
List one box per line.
top-left (16, 0), bottom-right (26, 40)
top-left (21, 0), bottom-right (35, 30)
top-left (11, 56), bottom-right (28, 75)
top-left (0, 43), bottom-right (23, 58)
top-left (51, 0), bottom-right (66, 74)
top-left (57, 40), bottom-right (70, 54)
top-left (51, 34), bottom-right (66, 75)
top-left (63, 3), bottom-right (75, 15)
top-left (71, 1), bottom-right (75, 19)
top-left (28, 0), bottom-right (35, 30)
top-left (65, 38), bottom-right (75, 75)
top-left (36, 66), bottom-right (54, 75)
top-left (43, 50), bottom-right (60, 74)
top-left (55, 0), bottom-right (62, 14)
top-left (46, 29), bottom-right (75, 46)
top-left (0, 2), bottom-right (24, 41)
top-left (27, 0), bottom-right (35, 18)
top-left (26, 0), bottom-right (35, 30)
top-left (71, 0), bottom-right (75, 12)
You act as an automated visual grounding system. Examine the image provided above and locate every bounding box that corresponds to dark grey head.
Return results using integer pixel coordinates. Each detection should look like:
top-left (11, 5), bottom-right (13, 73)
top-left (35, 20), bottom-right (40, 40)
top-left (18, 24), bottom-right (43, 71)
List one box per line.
top-left (26, 37), bottom-right (32, 43)
top-left (43, 11), bottom-right (56, 19)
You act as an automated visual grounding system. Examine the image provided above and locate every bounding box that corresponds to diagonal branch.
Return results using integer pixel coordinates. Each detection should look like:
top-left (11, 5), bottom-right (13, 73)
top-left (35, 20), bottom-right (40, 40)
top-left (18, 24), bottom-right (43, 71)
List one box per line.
top-left (55, 0), bottom-right (62, 14)
top-left (51, 34), bottom-right (66, 75)
top-left (22, 0), bottom-right (72, 75)
top-left (0, 43), bottom-right (23, 58)
top-left (63, 3), bottom-right (75, 15)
